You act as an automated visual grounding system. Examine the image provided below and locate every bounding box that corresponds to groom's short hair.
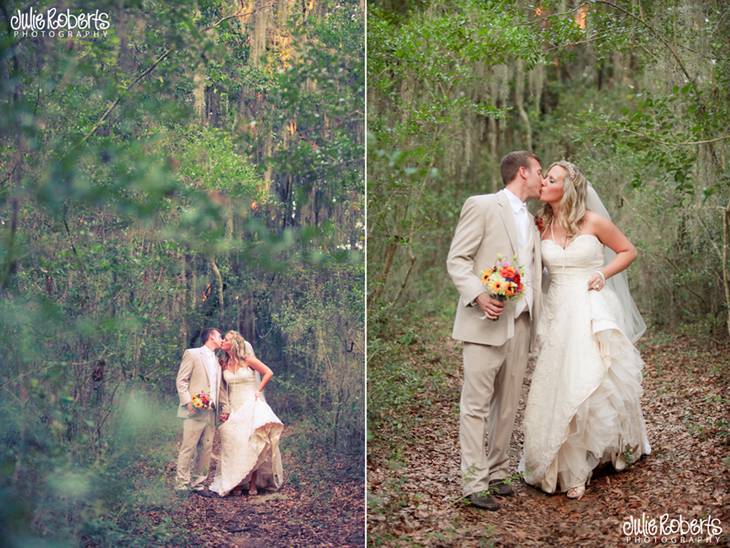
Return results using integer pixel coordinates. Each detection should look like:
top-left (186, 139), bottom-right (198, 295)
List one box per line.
top-left (200, 327), bottom-right (219, 344)
top-left (501, 150), bottom-right (541, 185)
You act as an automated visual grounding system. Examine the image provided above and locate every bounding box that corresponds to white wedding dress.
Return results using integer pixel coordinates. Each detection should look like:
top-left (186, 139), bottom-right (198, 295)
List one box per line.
top-left (520, 234), bottom-right (651, 493)
top-left (209, 367), bottom-right (284, 496)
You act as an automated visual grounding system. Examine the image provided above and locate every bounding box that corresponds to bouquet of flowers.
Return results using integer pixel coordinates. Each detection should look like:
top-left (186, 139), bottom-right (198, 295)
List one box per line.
top-left (479, 256), bottom-right (525, 319)
top-left (191, 392), bottom-right (211, 411)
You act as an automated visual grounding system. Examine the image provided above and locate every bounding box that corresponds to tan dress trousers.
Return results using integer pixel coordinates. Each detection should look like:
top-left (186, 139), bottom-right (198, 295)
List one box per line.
top-left (460, 314), bottom-right (531, 496)
top-left (175, 409), bottom-right (216, 491)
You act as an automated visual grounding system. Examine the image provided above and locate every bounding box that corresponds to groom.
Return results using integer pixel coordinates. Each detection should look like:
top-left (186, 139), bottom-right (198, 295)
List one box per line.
top-left (174, 327), bottom-right (229, 494)
top-left (447, 150), bottom-right (543, 510)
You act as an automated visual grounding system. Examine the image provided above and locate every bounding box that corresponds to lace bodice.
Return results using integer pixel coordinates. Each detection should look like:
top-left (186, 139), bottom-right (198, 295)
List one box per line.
top-left (223, 367), bottom-right (258, 411)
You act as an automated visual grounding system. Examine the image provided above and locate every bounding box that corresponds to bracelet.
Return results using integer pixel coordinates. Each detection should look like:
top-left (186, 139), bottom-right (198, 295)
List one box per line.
top-left (595, 271), bottom-right (606, 284)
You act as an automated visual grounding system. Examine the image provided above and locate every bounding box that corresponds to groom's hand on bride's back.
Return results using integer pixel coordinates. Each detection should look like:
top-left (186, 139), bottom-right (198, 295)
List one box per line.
top-left (475, 293), bottom-right (504, 320)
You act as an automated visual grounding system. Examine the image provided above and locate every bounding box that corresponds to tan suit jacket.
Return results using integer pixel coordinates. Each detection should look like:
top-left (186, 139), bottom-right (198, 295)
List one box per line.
top-left (175, 347), bottom-right (229, 422)
top-left (447, 191), bottom-right (542, 349)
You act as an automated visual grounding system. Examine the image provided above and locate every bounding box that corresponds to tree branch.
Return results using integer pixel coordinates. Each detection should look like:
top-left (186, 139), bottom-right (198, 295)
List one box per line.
top-left (73, 48), bottom-right (172, 150)
top-left (591, 0), bottom-right (698, 90)
top-left (620, 127), bottom-right (730, 147)
top-left (203, 1), bottom-right (278, 32)
top-left (73, 0), bottom-right (278, 150)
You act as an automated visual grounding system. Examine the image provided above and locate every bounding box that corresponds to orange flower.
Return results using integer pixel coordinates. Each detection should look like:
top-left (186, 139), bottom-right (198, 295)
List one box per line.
top-left (500, 266), bottom-right (516, 279)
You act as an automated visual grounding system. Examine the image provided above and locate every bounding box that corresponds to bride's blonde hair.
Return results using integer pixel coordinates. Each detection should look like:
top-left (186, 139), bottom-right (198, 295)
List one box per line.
top-left (538, 160), bottom-right (588, 237)
top-left (223, 330), bottom-right (252, 368)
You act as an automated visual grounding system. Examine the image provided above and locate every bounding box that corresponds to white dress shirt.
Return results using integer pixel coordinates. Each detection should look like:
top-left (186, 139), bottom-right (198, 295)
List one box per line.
top-left (502, 188), bottom-right (529, 247)
top-left (502, 188), bottom-right (532, 318)
top-left (200, 345), bottom-right (219, 408)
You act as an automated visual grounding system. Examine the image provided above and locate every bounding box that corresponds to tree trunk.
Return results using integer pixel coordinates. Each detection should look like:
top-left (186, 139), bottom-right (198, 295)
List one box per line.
top-left (722, 203), bottom-right (730, 337)
top-left (251, 0), bottom-right (271, 66)
top-left (515, 59), bottom-right (532, 151)
top-left (368, 237), bottom-right (398, 307)
top-left (210, 257), bottom-right (225, 324)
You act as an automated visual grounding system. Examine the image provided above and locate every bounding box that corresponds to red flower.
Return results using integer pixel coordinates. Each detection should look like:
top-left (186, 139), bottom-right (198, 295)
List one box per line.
top-left (535, 216), bottom-right (545, 232)
top-left (500, 266), bottom-right (516, 279)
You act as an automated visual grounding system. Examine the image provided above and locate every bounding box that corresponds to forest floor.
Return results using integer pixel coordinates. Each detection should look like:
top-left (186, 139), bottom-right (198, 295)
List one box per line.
top-left (150, 426), bottom-right (365, 547)
top-left (368, 318), bottom-right (729, 547)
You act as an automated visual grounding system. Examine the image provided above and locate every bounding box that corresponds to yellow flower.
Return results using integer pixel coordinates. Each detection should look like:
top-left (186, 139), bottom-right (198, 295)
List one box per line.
top-left (488, 280), bottom-right (503, 295)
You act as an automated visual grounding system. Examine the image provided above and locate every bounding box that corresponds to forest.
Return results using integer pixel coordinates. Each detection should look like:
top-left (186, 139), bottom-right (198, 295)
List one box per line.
top-left (0, 0), bottom-right (364, 546)
top-left (368, 0), bottom-right (729, 545)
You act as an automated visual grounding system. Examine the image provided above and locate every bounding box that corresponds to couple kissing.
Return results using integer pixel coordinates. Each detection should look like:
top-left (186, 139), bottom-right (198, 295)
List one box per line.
top-left (447, 151), bottom-right (651, 510)
top-left (174, 327), bottom-right (284, 498)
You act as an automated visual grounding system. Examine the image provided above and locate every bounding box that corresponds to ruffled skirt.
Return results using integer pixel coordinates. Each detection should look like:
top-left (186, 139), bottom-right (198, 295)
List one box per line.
top-left (520, 282), bottom-right (651, 493)
top-left (209, 398), bottom-right (284, 496)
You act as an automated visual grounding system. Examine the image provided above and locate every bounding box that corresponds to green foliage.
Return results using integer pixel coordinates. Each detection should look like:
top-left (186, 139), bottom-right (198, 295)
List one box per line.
top-left (0, 0), bottom-right (363, 543)
top-left (368, 4), bottom-right (729, 537)
top-left (368, 0), bottom-right (730, 336)
top-left (174, 126), bottom-right (264, 196)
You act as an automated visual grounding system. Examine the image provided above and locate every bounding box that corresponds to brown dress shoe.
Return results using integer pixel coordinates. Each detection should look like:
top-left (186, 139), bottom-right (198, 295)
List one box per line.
top-left (489, 479), bottom-right (514, 497)
top-left (467, 492), bottom-right (500, 511)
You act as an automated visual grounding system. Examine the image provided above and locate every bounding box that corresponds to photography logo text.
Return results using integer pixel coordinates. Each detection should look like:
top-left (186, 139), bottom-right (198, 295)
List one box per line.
top-left (622, 513), bottom-right (723, 544)
top-left (10, 7), bottom-right (110, 39)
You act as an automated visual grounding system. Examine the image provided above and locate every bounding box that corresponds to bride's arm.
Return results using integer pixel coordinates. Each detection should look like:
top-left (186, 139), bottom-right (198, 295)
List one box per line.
top-left (586, 211), bottom-right (637, 284)
top-left (245, 355), bottom-right (274, 394)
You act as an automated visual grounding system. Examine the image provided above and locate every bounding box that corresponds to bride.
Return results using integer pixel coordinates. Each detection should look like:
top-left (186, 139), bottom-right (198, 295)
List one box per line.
top-left (209, 330), bottom-right (284, 496)
top-left (520, 161), bottom-right (651, 500)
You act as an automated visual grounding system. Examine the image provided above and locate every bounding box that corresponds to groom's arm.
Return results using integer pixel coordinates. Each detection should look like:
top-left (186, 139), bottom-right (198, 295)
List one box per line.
top-left (176, 349), bottom-right (195, 409)
top-left (447, 196), bottom-right (488, 306)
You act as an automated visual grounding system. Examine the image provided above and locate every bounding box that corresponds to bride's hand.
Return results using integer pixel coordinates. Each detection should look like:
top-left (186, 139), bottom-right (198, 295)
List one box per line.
top-left (254, 391), bottom-right (262, 400)
top-left (588, 271), bottom-right (606, 291)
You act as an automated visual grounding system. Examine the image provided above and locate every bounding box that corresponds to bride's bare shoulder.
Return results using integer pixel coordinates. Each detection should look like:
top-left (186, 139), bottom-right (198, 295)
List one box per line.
top-left (582, 210), bottom-right (613, 232)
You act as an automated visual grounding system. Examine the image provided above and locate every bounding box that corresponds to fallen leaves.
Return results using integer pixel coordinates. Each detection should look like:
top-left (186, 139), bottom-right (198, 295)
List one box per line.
top-left (368, 328), bottom-right (730, 546)
top-left (141, 425), bottom-right (364, 547)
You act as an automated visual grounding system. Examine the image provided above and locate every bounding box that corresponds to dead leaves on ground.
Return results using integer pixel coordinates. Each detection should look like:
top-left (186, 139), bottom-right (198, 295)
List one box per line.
top-left (368, 331), bottom-right (729, 546)
top-left (146, 428), bottom-right (365, 547)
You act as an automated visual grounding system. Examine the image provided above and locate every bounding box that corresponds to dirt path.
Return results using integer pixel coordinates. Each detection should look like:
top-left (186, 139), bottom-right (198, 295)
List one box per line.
top-left (156, 427), bottom-right (365, 547)
top-left (368, 327), bottom-right (729, 546)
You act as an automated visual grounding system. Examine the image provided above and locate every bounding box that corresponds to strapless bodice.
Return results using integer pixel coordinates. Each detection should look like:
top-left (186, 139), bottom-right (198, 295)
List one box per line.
top-left (224, 367), bottom-right (258, 411)
top-left (541, 234), bottom-right (604, 285)
top-left (223, 366), bottom-right (257, 385)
